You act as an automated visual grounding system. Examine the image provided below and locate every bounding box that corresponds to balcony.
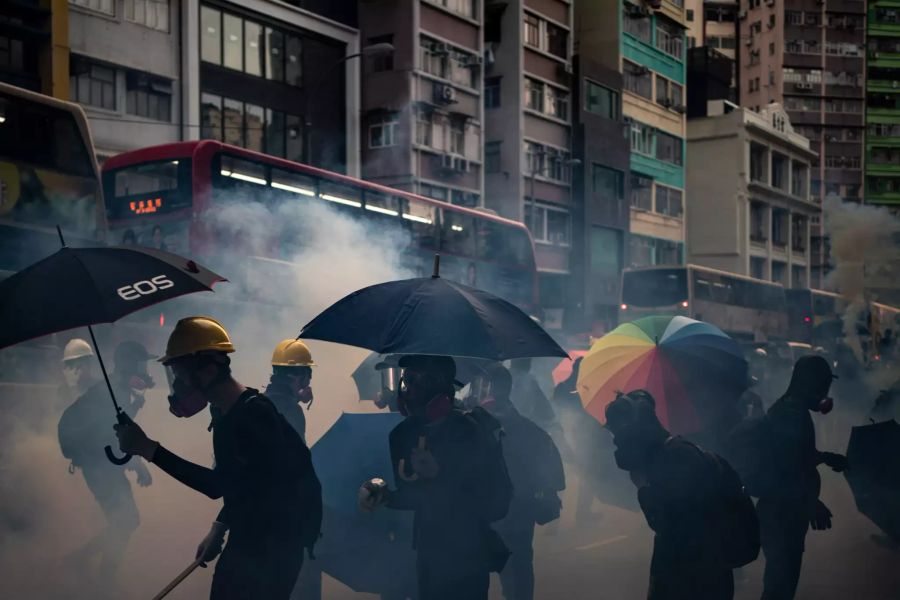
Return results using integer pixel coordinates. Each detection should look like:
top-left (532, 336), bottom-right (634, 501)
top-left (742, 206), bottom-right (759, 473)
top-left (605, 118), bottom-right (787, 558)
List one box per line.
top-left (792, 241), bottom-right (807, 254)
top-left (868, 79), bottom-right (900, 94)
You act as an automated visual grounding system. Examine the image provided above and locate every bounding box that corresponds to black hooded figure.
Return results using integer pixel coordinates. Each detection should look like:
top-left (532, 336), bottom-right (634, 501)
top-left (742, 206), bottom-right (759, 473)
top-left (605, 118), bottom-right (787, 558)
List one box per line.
top-left (605, 390), bottom-right (734, 600)
top-left (757, 355), bottom-right (846, 600)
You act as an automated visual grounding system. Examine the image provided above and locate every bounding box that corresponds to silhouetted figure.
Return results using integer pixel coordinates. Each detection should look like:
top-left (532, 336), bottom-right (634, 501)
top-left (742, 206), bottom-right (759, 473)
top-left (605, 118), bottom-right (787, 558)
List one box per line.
top-left (606, 390), bottom-right (735, 600)
top-left (479, 364), bottom-right (565, 600)
top-left (57, 340), bottom-right (154, 584)
top-left (361, 355), bottom-right (513, 600)
top-left (266, 339), bottom-right (316, 442)
top-left (510, 358), bottom-right (557, 431)
top-left (757, 356), bottom-right (846, 600)
top-left (115, 317), bottom-right (322, 600)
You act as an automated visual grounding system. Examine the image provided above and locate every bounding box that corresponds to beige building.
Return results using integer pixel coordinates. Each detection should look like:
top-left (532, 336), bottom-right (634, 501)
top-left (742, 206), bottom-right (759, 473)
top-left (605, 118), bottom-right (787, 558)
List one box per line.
top-left (685, 0), bottom-right (738, 59)
top-left (687, 100), bottom-right (819, 288)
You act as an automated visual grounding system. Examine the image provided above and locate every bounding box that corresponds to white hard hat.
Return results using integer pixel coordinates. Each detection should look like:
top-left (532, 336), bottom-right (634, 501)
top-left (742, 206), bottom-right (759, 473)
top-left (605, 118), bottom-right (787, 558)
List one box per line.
top-left (63, 338), bottom-right (94, 362)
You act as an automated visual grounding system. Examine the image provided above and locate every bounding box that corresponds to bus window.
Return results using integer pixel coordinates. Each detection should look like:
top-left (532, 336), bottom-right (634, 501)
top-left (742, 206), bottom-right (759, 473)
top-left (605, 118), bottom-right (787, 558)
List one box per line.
top-left (401, 197), bottom-right (437, 248)
top-left (622, 268), bottom-right (688, 307)
top-left (107, 160), bottom-right (191, 220)
top-left (217, 155), bottom-right (268, 191)
top-left (440, 209), bottom-right (476, 258)
top-left (318, 180), bottom-right (362, 209)
top-left (364, 190), bottom-right (400, 218)
top-left (693, 273), bottom-right (713, 301)
top-left (271, 168), bottom-right (316, 198)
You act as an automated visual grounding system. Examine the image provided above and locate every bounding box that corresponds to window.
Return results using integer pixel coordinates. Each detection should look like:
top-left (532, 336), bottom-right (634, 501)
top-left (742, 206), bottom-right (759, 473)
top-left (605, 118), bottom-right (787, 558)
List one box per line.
top-left (368, 35), bottom-right (394, 72)
top-left (452, 189), bottom-right (478, 208)
top-left (485, 142), bottom-right (501, 173)
top-left (750, 257), bottom-right (766, 279)
top-left (656, 185), bottom-right (683, 217)
top-left (369, 113), bottom-right (398, 148)
top-left (791, 162), bottom-right (807, 197)
top-left (750, 201), bottom-right (767, 242)
top-left (70, 57), bottom-right (116, 110)
top-left (223, 13), bottom-right (243, 71)
top-left (525, 141), bottom-right (544, 174)
top-left (416, 107), bottom-right (433, 147)
top-left (623, 4), bottom-right (652, 43)
top-left (586, 81), bottom-right (619, 119)
top-left (545, 85), bottom-right (569, 120)
top-left (656, 132), bottom-right (682, 166)
top-left (792, 266), bottom-right (806, 288)
top-left (656, 18), bottom-right (683, 60)
top-left (687, 9), bottom-right (694, 21)
top-left (202, 94), bottom-right (302, 159)
top-left (525, 78), bottom-right (544, 112)
top-left (70, 0), bottom-right (114, 16)
top-left (201, 93), bottom-right (222, 141)
top-left (771, 261), bottom-right (786, 285)
top-left (792, 215), bottom-right (807, 252)
top-left (628, 119), bottom-right (655, 156)
top-left (484, 77), bottom-right (501, 108)
top-left (655, 75), bottom-right (683, 108)
top-left (769, 42), bottom-right (775, 56)
top-left (201, 7), bottom-right (222, 64)
top-left (420, 182), bottom-right (449, 202)
top-left (771, 152), bottom-right (788, 191)
top-left (449, 49), bottom-right (476, 88)
top-left (750, 143), bottom-right (767, 183)
top-left (630, 173), bottom-right (653, 211)
top-left (124, 0), bottom-right (169, 31)
top-left (593, 165), bottom-right (624, 201)
top-left (526, 202), bottom-right (571, 246)
top-left (772, 209), bottom-right (788, 247)
top-left (450, 119), bottom-right (465, 155)
top-left (628, 235), bottom-right (683, 267)
top-left (266, 29), bottom-right (285, 81)
top-left (435, 0), bottom-right (476, 19)
top-left (244, 104), bottom-right (264, 152)
top-left (126, 71), bottom-right (172, 121)
top-left (244, 21), bottom-right (264, 77)
top-left (546, 22), bottom-right (568, 59)
top-left (223, 98), bottom-right (244, 146)
top-left (524, 14), bottom-right (541, 48)
top-left (623, 61), bottom-right (652, 100)
top-left (285, 35), bottom-right (302, 87)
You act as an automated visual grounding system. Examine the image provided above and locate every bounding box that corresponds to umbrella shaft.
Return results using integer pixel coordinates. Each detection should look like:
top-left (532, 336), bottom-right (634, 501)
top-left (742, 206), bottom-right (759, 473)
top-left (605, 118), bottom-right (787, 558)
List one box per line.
top-left (86, 324), bottom-right (121, 414)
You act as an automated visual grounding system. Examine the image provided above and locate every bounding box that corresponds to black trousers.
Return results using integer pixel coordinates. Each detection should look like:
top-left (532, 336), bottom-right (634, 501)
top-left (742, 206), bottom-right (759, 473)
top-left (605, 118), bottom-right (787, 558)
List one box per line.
top-left (417, 560), bottom-right (489, 600)
top-left (758, 498), bottom-right (809, 600)
top-left (498, 525), bottom-right (536, 600)
top-left (211, 537), bottom-right (304, 600)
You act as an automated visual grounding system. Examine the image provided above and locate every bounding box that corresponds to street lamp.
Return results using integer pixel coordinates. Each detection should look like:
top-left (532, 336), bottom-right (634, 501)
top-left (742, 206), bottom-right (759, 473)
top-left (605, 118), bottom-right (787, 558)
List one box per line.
top-left (303, 42), bottom-right (395, 165)
top-left (528, 150), bottom-right (581, 236)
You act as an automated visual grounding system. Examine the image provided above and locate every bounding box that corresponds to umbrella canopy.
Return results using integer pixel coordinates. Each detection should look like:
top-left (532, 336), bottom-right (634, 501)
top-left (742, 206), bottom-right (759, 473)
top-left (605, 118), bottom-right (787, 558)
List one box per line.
top-left (299, 267), bottom-right (567, 361)
top-left (0, 245), bottom-right (225, 349)
top-left (552, 350), bottom-right (588, 386)
top-left (310, 412), bottom-right (416, 593)
top-left (845, 420), bottom-right (900, 542)
top-left (577, 315), bottom-right (748, 435)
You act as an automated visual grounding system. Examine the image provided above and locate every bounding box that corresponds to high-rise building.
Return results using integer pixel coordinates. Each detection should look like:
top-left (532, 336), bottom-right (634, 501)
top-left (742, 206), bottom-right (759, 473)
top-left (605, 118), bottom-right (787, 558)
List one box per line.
top-left (865, 1), bottom-right (900, 209)
top-left (687, 100), bottom-right (818, 288)
top-left (482, 0), bottom-right (576, 329)
top-left (684, 0), bottom-right (738, 61)
top-left (0, 0), bottom-right (70, 98)
top-left (738, 0), bottom-right (866, 286)
top-left (358, 0), bottom-right (483, 207)
top-left (579, 0), bottom-right (689, 273)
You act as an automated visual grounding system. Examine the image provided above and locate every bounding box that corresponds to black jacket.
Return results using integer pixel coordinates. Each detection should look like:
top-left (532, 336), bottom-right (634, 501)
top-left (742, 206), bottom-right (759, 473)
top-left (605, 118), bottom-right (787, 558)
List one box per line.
top-left (152, 389), bottom-right (322, 552)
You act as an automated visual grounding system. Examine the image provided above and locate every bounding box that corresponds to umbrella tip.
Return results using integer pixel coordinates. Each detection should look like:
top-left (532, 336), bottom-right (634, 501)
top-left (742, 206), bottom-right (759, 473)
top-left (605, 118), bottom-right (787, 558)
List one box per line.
top-left (432, 254), bottom-right (441, 278)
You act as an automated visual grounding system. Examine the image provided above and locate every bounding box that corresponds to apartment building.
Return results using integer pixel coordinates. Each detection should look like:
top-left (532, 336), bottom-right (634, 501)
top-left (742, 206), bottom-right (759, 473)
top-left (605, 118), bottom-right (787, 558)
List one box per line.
top-left (358, 0), bottom-right (483, 206)
top-left (685, 0), bottom-right (738, 60)
top-left (687, 100), bottom-right (819, 288)
top-left (865, 0), bottom-right (900, 209)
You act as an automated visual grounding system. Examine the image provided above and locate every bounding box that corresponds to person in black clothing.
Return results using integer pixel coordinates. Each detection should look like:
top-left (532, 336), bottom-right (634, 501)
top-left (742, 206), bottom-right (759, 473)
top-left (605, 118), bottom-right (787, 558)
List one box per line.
top-left (606, 390), bottom-right (734, 600)
top-left (115, 317), bottom-right (322, 600)
top-left (58, 340), bottom-right (154, 584)
top-left (360, 354), bottom-right (512, 600)
top-left (757, 355), bottom-right (845, 600)
top-left (510, 358), bottom-right (557, 431)
top-left (266, 339), bottom-right (316, 442)
top-left (479, 363), bottom-right (565, 600)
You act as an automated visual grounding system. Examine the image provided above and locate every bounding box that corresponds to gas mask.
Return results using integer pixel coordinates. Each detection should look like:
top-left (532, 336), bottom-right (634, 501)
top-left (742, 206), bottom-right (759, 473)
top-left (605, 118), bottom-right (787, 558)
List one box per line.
top-left (165, 366), bottom-right (209, 418)
top-left (816, 397), bottom-right (834, 415)
top-left (297, 385), bottom-right (314, 406)
top-left (129, 372), bottom-right (155, 392)
top-left (63, 365), bottom-right (81, 388)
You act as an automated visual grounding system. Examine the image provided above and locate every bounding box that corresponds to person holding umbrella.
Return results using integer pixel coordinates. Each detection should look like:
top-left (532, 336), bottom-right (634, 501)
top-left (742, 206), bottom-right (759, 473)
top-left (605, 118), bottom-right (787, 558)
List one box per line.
top-left (265, 339), bottom-right (316, 442)
top-left (114, 316), bottom-right (322, 600)
top-left (360, 355), bottom-right (513, 600)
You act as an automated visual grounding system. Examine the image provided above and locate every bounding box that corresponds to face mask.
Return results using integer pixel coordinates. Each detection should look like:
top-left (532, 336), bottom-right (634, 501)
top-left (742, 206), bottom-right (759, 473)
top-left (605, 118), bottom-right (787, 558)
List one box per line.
top-left (166, 368), bottom-right (208, 418)
top-left (817, 397), bottom-right (834, 415)
top-left (297, 386), bottom-right (314, 406)
top-left (129, 373), bottom-right (155, 392)
top-left (63, 366), bottom-right (80, 388)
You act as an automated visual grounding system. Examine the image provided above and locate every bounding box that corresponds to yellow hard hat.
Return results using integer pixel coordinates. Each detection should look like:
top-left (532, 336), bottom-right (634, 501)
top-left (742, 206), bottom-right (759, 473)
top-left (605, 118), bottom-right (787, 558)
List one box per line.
top-left (159, 316), bottom-right (235, 364)
top-left (63, 338), bottom-right (94, 362)
top-left (272, 339), bottom-right (315, 367)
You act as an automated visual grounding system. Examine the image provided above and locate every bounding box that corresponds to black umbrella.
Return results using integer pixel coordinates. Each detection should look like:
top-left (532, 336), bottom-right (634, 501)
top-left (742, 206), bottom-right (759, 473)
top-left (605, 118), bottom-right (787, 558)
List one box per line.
top-left (0, 227), bottom-right (225, 463)
top-left (300, 256), bottom-right (567, 361)
top-left (845, 419), bottom-right (900, 542)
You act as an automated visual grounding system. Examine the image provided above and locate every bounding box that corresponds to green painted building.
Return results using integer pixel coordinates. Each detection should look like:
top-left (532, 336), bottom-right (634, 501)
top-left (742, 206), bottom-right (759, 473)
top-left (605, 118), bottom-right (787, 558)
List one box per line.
top-left (866, 1), bottom-right (900, 207)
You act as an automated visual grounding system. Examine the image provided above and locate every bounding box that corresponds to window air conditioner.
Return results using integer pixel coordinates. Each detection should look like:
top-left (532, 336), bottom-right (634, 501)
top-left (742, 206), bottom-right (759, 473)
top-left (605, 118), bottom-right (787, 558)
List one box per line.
top-left (453, 157), bottom-right (470, 172)
top-left (435, 83), bottom-right (458, 104)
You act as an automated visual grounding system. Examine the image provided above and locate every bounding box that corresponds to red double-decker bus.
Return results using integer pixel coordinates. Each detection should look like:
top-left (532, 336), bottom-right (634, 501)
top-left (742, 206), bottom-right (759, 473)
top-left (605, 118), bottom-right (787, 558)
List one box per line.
top-left (101, 140), bottom-right (539, 313)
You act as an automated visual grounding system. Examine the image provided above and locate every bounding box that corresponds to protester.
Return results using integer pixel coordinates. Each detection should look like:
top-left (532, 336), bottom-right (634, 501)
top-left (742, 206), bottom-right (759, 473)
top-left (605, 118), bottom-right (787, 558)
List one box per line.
top-left (57, 338), bottom-right (97, 411)
top-left (266, 338), bottom-right (316, 442)
top-left (114, 316), bottom-right (322, 600)
top-left (479, 363), bottom-right (565, 600)
top-left (605, 390), bottom-right (736, 600)
top-left (510, 358), bottom-right (557, 431)
top-left (57, 340), bottom-right (154, 584)
top-left (359, 354), bottom-right (512, 600)
top-left (757, 355), bottom-right (846, 600)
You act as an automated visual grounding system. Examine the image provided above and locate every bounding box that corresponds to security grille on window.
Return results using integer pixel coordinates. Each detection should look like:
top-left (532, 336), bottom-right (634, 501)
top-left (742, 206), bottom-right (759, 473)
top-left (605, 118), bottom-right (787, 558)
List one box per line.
top-left (627, 119), bottom-right (655, 156)
top-left (369, 113), bottom-right (399, 148)
top-left (623, 61), bottom-right (652, 100)
top-left (623, 3), bottom-right (652, 43)
top-left (125, 0), bottom-right (170, 32)
top-left (126, 71), bottom-right (172, 121)
top-left (655, 185), bottom-right (683, 217)
top-left (70, 57), bottom-right (116, 110)
top-left (655, 18), bottom-right (683, 60)
top-left (545, 85), bottom-right (569, 120)
top-left (71, 0), bottom-right (114, 16)
top-left (629, 173), bottom-right (653, 211)
top-left (523, 12), bottom-right (569, 59)
top-left (524, 14), bottom-right (541, 48)
top-left (525, 78), bottom-right (544, 112)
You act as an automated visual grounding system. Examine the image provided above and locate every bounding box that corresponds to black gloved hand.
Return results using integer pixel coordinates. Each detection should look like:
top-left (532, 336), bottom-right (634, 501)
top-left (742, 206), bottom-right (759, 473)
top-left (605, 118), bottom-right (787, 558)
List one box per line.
top-left (810, 499), bottom-right (833, 531)
top-left (820, 452), bottom-right (848, 473)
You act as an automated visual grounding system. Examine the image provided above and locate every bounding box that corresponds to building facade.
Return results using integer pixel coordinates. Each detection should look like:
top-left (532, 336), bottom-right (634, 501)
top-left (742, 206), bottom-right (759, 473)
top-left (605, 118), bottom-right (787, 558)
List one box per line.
top-left (684, 0), bottom-right (738, 61)
top-left (63, 0), bottom-right (360, 173)
top-left (865, 0), bottom-right (900, 209)
top-left (0, 0), bottom-right (70, 98)
top-left (737, 0), bottom-right (866, 286)
top-left (357, 0), bottom-right (483, 206)
top-left (687, 100), bottom-right (818, 288)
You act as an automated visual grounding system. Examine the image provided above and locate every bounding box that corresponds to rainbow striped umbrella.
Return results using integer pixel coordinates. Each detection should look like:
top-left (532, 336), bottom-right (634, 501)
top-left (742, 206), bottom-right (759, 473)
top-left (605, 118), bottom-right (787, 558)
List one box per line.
top-left (577, 316), bottom-right (748, 435)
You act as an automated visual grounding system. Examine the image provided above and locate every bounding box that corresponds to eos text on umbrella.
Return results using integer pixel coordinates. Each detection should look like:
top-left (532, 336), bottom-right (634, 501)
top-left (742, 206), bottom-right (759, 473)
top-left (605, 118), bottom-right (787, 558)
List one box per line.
top-left (117, 275), bottom-right (175, 301)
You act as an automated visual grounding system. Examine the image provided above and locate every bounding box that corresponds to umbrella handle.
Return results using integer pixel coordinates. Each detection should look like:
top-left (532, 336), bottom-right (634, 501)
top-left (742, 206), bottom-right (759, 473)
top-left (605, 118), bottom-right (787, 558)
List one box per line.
top-left (106, 411), bottom-right (134, 465)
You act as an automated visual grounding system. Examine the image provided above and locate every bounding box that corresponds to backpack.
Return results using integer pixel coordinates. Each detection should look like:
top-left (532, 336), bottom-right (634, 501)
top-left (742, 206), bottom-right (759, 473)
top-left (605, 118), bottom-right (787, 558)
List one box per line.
top-left (706, 451), bottom-right (761, 569)
top-left (724, 416), bottom-right (778, 498)
top-left (464, 406), bottom-right (514, 523)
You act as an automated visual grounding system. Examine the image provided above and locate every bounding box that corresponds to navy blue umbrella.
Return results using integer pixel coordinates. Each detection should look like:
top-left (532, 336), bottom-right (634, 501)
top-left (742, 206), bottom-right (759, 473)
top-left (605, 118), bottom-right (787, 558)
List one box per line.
top-left (300, 256), bottom-right (567, 361)
top-left (310, 412), bottom-right (416, 594)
